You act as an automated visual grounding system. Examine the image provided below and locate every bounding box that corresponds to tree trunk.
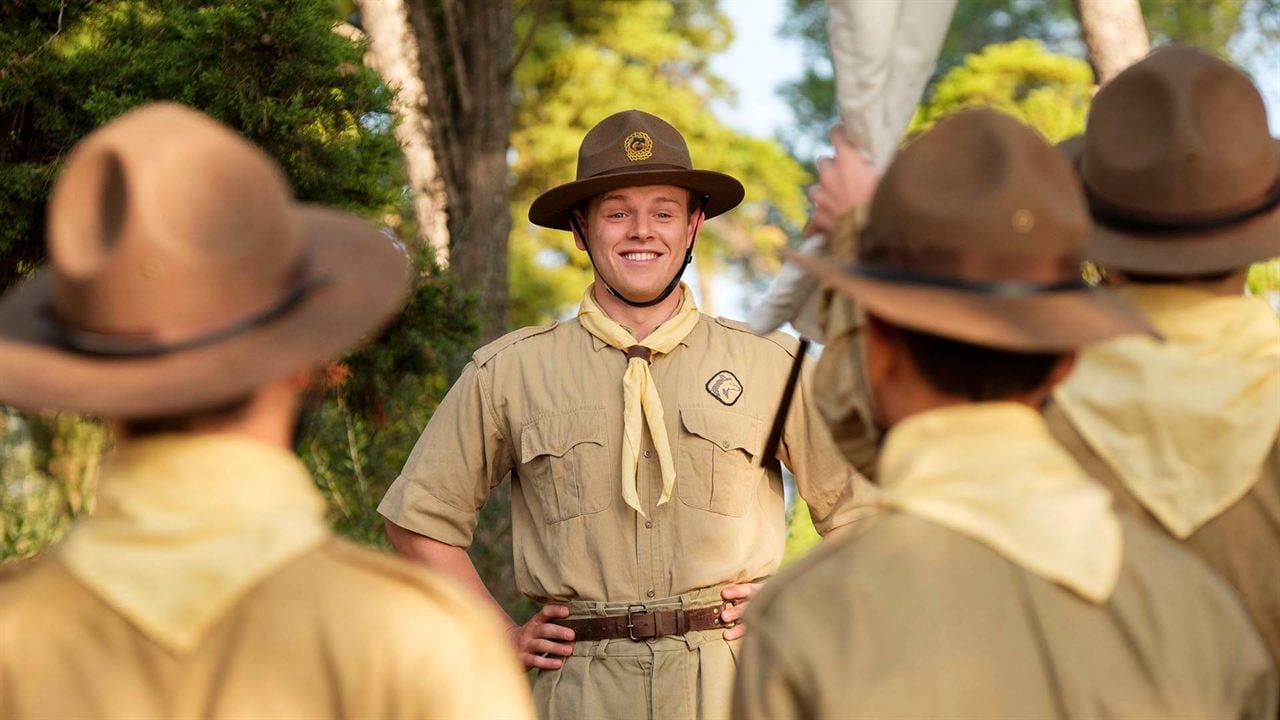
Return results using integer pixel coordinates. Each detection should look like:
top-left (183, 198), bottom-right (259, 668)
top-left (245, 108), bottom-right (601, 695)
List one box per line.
top-left (1073, 0), bottom-right (1150, 84)
top-left (399, 0), bottom-right (519, 621)
top-left (355, 1), bottom-right (451, 265)
top-left (404, 0), bottom-right (515, 345)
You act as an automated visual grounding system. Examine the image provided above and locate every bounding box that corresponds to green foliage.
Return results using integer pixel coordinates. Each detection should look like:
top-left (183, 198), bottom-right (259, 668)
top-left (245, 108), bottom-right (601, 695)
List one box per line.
top-left (0, 1), bottom-right (474, 565)
top-left (0, 0), bottom-right (402, 290)
top-left (507, 0), bottom-right (810, 323)
top-left (1141, 0), bottom-right (1270, 55)
top-left (909, 40), bottom-right (1094, 143)
top-left (302, 250), bottom-right (477, 547)
top-left (1248, 260), bottom-right (1280, 300)
top-left (1, 411), bottom-right (107, 560)
top-left (781, 496), bottom-right (822, 566)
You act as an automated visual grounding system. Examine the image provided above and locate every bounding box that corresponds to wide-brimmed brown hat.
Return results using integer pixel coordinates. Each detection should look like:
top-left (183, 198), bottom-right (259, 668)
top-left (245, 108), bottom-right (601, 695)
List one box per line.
top-left (528, 110), bottom-right (745, 230)
top-left (0, 103), bottom-right (411, 417)
top-left (788, 109), bottom-right (1153, 353)
top-left (1060, 45), bottom-right (1280, 275)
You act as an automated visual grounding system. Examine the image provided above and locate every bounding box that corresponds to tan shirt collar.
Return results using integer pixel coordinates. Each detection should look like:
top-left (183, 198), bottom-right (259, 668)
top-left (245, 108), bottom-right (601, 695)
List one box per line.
top-left (878, 403), bottom-right (1122, 602)
top-left (58, 434), bottom-right (329, 653)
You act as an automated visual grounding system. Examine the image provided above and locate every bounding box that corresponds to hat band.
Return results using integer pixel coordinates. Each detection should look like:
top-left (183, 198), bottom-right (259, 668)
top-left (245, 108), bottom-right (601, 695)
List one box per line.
top-left (42, 269), bottom-right (330, 358)
top-left (1087, 176), bottom-right (1280, 234)
top-left (853, 263), bottom-right (1090, 297)
top-left (582, 162), bottom-right (691, 179)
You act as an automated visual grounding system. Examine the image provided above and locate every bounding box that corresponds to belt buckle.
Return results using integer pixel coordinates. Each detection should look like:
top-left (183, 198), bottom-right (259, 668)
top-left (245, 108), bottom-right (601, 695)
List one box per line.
top-left (626, 604), bottom-right (648, 641)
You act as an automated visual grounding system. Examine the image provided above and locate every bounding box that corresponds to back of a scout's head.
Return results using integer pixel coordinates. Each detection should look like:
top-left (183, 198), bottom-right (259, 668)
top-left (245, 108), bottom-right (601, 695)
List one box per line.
top-left (1064, 45), bottom-right (1280, 291)
top-left (0, 102), bottom-right (410, 435)
top-left (529, 110), bottom-right (744, 310)
top-left (792, 108), bottom-right (1152, 428)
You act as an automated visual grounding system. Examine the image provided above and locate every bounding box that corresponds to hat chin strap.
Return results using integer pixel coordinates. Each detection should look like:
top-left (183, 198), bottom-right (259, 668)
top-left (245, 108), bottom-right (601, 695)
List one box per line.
top-left (570, 213), bottom-right (701, 309)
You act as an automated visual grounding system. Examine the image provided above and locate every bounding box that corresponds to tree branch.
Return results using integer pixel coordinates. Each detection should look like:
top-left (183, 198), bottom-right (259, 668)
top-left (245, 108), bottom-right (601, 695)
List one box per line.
top-left (504, 0), bottom-right (550, 79)
top-left (405, 0), bottom-right (465, 209)
top-left (440, 0), bottom-right (473, 115)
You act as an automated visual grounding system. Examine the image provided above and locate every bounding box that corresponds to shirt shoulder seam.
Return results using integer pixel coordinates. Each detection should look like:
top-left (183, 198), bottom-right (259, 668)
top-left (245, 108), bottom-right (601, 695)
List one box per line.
top-left (711, 316), bottom-right (800, 358)
top-left (471, 321), bottom-right (560, 367)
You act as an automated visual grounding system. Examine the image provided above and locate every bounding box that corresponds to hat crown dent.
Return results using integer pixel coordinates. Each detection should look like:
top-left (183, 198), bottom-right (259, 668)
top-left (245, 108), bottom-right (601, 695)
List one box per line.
top-left (866, 109), bottom-right (1089, 284)
top-left (576, 109), bottom-right (694, 180)
top-left (47, 103), bottom-right (302, 337)
top-left (1083, 45), bottom-right (1277, 218)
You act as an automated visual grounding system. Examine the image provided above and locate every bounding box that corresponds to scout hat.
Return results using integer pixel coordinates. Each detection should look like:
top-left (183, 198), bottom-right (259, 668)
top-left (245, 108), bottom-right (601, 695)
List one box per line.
top-left (1060, 45), bottom-right (1280, 275)
top-left (529, 109), bottom-right (745, 308)
top-left (528, 110), bottom-right (744, 231)
top-left (0, 103), bottom-right (411, 417)
top-left (788, 108), bottom-right (1151, 352)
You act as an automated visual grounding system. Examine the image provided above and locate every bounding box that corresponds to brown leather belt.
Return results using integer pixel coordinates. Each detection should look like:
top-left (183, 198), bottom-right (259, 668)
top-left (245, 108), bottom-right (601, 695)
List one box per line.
top-left (551, 604), bottom-right (728, 641)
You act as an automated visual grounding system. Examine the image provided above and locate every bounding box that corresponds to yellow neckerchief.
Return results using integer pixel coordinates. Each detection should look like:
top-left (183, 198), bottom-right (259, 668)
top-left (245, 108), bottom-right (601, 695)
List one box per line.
top-left (578, 283), bottom-right (701, 516)
top-left (58, 434), bottom-right (329, 653)
top-left (878, 403), bottom-right (1123, 603)
top-left (1054, 284), bottom-right (1280, 539)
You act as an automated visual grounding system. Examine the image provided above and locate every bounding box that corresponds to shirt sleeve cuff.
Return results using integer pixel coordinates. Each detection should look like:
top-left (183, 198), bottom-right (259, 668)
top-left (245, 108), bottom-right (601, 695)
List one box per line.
top-left (809, 476), bottom-right (881, 535)
top-left (377, 475), bottom-right (478, 548)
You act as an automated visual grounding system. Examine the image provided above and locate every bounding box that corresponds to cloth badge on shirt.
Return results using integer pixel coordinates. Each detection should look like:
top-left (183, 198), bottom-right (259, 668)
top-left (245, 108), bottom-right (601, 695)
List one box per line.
top-left (706, 370), bottom-right (743, 406)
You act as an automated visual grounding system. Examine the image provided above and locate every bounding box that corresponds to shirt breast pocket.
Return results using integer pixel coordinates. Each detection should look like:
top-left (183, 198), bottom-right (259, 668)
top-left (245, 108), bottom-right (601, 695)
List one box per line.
top-left (520, 409), bottom-right (612, 523)
top-left (677, 407), bottom-right (763, 517)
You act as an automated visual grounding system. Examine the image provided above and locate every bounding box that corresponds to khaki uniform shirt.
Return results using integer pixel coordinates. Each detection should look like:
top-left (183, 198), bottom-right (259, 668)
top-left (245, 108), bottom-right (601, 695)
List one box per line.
top-left (0, 435), bottom-right (533, 720)
top-left (380, 313), bottom-right (875, 603)
top-left (733, 404), bottom-right (1278, 720)
top-left (1046, 284), bottom-right (1280, 668)
top-left (1047, 408), bottom-right (1280, 668)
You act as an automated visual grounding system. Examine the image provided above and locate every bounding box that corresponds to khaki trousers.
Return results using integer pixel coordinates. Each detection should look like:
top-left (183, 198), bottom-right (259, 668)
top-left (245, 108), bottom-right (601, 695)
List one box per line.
top-left (533, 585), bottom-right (740, 720)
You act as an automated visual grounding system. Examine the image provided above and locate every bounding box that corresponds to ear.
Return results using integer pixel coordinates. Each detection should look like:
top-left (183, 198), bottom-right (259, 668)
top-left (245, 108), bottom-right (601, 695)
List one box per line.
top-left (686, 207), bottom-right (704, 250)
top-left (862, 314), bottom-right (899, 387)
top-left (1045, 352), bottom-right (1077, 389)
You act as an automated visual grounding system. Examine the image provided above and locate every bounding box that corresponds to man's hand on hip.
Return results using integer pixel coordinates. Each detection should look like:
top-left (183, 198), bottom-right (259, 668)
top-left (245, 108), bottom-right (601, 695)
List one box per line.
top-left (509, 604), bottom-right (575, 670)
top-left (719, 583), bottom-right (761, 641)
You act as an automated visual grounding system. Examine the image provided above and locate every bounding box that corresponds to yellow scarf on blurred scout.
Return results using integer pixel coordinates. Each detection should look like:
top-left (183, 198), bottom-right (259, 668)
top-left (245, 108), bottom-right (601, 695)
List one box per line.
top-left (59, 434), bottom-right (328, 653)
top-left (1055, 284), bottom-right (1280, 538)
top-left (878, 403), bottom-right (1122, 603)
top-left (578, 283), bottom-right (701, 516)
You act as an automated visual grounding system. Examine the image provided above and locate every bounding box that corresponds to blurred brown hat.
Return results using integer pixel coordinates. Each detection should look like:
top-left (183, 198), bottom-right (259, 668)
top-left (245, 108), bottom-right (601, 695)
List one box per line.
top-left (1060, 45), bottom-right (1280, 275)
top-left (0, 103), bottom-right (411, 417)
top-left (788, 108), bottom-right (1152, 352)
top-left (528, 109), bottom-right (745, 230)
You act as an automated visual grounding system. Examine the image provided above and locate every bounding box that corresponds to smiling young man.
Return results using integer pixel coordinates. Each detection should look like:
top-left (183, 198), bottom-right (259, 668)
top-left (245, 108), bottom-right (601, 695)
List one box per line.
top-left (379, 109), bottom-right (877, 719)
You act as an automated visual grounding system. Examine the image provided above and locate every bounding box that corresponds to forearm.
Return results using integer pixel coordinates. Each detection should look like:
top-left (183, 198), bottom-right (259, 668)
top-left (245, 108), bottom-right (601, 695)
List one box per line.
top-left (384, 519), bottom-right (517, 631)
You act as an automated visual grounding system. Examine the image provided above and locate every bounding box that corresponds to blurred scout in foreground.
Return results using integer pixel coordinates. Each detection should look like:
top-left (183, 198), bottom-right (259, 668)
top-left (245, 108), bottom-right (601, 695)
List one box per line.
top-left (1046, 45), bottom-right (1280, 668)
top-left (732, 109), bottom-right (1277, 719)
top-left (0, 104), bottom-right (532, 720)
top-left (379, 109), bottom-right (876, 719)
